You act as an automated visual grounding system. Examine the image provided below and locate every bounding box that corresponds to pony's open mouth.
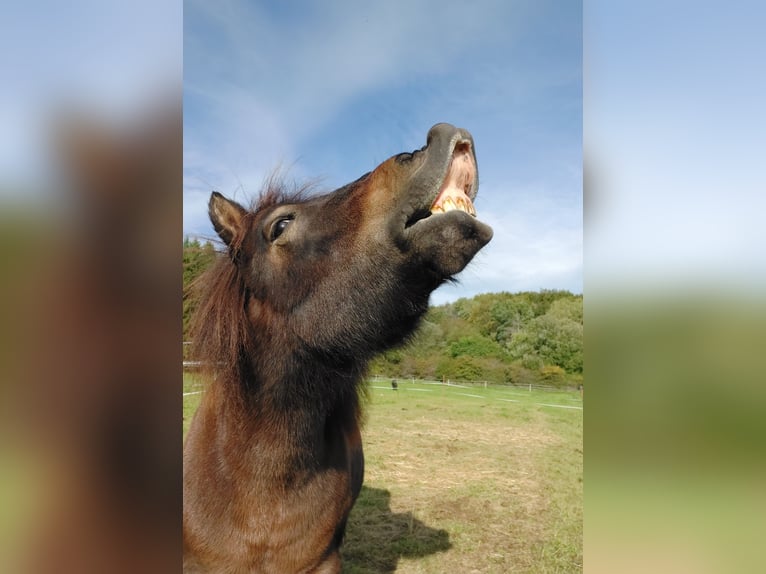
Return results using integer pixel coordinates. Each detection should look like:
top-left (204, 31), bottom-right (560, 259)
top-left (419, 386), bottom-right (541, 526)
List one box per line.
top-left (429, 142), bottom-right (477, 217)
top-left (405, 141), bottom-right (478, 228)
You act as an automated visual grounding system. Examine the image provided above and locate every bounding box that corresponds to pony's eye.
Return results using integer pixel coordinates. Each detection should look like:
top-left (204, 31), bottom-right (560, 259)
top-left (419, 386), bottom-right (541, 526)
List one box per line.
top-left (270, 216), bottom-right (293, 241)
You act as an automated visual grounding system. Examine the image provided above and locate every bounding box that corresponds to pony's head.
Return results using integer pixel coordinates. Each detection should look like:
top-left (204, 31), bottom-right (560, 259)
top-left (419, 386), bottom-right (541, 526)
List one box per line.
top-left (198, 123), bottom-right (492, 370)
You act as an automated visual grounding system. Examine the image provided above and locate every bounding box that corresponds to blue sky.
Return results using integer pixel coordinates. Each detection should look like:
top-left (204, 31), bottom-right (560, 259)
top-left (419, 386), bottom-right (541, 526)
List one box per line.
top-left (3, 2), bottom-right (762, 301)
top-left (184, 0), bottom-right (582, 305)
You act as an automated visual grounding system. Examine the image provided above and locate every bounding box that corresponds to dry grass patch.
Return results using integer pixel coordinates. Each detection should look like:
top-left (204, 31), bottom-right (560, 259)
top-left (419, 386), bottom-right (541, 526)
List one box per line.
top-left (343, 384), bottom-right (582, 573)
top-left (182, 376), bottom-right (582, 572)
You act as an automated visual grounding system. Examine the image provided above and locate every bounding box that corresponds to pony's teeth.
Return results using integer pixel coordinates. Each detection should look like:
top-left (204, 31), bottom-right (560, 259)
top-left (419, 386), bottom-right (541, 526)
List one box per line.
top-left (430, 196), bottom-right (477, 216)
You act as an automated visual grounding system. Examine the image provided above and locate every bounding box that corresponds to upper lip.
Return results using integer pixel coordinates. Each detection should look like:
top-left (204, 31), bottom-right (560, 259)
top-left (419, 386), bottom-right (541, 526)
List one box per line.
top-left (404, 135), bottom-right (478, 228)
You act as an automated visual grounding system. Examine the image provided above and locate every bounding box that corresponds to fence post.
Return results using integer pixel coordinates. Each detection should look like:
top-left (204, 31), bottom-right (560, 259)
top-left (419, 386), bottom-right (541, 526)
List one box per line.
top-left (529, 384), bottom-right (532, 392)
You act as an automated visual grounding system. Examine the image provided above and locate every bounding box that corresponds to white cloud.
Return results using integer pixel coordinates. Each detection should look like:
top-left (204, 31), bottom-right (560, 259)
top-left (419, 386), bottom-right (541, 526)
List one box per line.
top-left (476, 182), bottom-right (582, 292)
top-left (186, 0), bottom-right (517, 133)
top-left (184, 0), bottom-right (582, 301)
top-left (183, 0), bottom-right (521, 187)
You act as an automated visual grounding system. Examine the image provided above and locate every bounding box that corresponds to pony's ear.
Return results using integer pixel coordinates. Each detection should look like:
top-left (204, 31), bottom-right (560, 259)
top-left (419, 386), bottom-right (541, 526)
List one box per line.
top-left (209, 192), bottom-right (246, 246)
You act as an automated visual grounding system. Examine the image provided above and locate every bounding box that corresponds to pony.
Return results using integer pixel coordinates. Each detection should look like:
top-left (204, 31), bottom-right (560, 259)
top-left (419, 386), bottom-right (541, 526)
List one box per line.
top-left (183, 123), bottom-right (492, 573)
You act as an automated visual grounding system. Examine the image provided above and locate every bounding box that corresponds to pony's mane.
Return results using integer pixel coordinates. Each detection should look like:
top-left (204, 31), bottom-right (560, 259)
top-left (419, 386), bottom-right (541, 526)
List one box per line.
top-left (188, 177), bottom-right (316, 385)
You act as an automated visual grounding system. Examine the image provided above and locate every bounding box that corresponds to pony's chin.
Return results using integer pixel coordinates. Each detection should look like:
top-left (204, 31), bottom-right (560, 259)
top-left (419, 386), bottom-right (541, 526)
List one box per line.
top-left (404, 210), bottom-right (493, 279)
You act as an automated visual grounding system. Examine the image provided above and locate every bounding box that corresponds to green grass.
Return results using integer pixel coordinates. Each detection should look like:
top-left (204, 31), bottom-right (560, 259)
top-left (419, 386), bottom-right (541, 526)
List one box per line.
top-left (183, 372), bottom-right (205, 437)
top-left (183, 375), bottom-right (583, 573)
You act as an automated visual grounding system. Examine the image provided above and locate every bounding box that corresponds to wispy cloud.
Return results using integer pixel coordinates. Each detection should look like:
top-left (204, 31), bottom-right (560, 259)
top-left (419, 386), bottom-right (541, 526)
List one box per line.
top-left (184, 0), bottom-right (582, 299)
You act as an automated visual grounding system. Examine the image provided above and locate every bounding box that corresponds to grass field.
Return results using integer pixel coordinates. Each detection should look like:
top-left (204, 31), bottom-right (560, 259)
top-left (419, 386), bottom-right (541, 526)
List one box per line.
top-left (183, 374), bottom-right (583, 573)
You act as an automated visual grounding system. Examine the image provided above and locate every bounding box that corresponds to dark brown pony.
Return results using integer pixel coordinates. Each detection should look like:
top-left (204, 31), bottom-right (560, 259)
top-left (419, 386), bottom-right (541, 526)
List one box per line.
top-left (183, 123), bottom-right (492, 573)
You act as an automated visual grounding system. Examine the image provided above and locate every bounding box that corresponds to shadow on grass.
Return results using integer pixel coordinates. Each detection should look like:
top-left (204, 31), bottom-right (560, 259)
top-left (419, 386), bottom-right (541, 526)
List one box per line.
top-left (342, 486), bottom-right (451, 573)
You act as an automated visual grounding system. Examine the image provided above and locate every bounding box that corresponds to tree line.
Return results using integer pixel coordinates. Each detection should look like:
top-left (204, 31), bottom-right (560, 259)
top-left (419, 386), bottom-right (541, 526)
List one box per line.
top-left (183, 238), bottom-right (216, 340)
top-left (369, 289), bottom-right (583, 388)
top-left (183, 239), bottom-right (583, 388)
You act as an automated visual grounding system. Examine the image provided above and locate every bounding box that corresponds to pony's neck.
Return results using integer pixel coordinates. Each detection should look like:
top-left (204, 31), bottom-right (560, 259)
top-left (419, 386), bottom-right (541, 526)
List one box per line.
top-left (218, 345), bottom-right (365, 454)
top-left (198, 353), bottom-right (361, 488)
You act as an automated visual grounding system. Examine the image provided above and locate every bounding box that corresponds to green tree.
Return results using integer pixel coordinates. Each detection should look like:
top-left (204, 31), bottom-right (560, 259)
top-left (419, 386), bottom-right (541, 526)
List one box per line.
top-left (183, 238), bottom-right (217, 340)
top-left (447, 335), bottom-right (504, 359)
top-left (508, 313), bottom-right (583, 373)
top-left (547, 296), bottom-right (584, 324)
top-left (487, 296), bottom-right (536, 344)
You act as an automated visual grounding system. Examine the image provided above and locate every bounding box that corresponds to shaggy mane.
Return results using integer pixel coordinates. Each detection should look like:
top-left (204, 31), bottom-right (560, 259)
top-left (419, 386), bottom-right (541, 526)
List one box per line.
top-left (188, 177), bottom-right (316, 386)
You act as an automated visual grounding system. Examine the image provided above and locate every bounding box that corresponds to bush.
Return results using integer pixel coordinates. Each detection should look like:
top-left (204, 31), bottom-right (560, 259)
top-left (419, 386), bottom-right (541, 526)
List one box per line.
top-left (435, 356), bottom-right (484, 382)
top-left (504, 363), bottom-right (538, 386)
top-left (540, 364), bottom-right (566, 384)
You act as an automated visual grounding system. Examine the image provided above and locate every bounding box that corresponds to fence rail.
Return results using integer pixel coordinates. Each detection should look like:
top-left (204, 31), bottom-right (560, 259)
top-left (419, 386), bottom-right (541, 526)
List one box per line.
top-left (183, 343), bottom-right (581, 391)
top-left (370, 374), bottom-right (580, 393)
